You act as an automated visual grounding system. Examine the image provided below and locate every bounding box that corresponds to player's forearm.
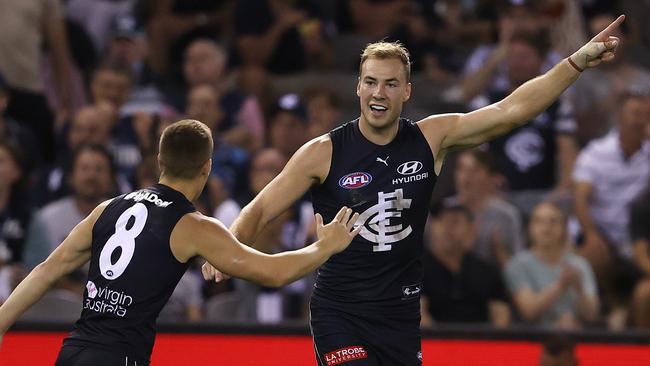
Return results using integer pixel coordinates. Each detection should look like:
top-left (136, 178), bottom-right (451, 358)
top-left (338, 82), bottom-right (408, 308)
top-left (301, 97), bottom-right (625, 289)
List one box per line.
top-left (230, 203), bottom-right (266, 249)
top-left (0, 263), bottom-right (57, 333)
top-left (499, 61), bottom-right (580, 128)
top-left (264, 240), bottom-right (334, 287)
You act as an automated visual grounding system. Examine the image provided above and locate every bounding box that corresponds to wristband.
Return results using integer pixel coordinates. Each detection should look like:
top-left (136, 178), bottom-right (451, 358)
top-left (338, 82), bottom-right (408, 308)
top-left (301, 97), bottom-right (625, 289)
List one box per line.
top-left (567, 57), bottom-right (584, 72)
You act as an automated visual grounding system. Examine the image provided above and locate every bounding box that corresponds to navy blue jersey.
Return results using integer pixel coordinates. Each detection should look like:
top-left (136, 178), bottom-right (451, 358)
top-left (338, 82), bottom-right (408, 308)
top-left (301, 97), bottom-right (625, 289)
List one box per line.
top-left (311, 118), bottom-right (436, 313)
top-left (64, 184), bottom-right (195, 361)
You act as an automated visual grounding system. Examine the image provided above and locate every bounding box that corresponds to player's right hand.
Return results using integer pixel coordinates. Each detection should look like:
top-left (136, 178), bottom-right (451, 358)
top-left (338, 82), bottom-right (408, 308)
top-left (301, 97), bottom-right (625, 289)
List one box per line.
top-left (315, 207), bottom-right (362, 254)
top-left (201, 261), bottom-right (231, 283)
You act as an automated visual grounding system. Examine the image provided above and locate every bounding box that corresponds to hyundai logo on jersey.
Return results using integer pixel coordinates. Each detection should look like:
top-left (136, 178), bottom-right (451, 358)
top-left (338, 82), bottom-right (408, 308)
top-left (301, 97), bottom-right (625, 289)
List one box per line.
top-left (397, 161), bottom-right (423, 175)
top-left (339, 172), bottom-right (373, 189)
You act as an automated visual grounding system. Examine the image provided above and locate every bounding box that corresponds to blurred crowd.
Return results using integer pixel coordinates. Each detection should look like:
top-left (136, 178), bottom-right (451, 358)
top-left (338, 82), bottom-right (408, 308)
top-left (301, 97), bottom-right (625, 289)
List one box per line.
top-left (0, 0), bottom-right (648, 332)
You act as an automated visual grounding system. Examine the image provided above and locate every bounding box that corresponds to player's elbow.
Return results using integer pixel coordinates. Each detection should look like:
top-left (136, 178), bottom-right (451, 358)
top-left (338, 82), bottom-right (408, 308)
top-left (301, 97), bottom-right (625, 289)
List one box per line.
top-left (256, 270), bottom-right (285, 288)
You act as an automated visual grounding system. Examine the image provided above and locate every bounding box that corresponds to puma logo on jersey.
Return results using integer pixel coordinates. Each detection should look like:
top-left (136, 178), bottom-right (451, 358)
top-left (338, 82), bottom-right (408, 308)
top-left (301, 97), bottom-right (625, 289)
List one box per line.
top-left (125, 190), bottom-right (173, 207)
top-left (376, 156), bottom-right (389, 166)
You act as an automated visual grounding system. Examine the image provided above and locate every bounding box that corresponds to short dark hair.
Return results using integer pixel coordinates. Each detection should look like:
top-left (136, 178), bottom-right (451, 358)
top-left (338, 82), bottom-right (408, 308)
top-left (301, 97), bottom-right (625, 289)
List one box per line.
top-left (72, 143), bottom-right (116, 178)
top-left (464, 149), bottom-right (500, 175)
top-left (432, 199), bottom-right (474, 222)
top-left (159, 119), bottom-right (213, 179)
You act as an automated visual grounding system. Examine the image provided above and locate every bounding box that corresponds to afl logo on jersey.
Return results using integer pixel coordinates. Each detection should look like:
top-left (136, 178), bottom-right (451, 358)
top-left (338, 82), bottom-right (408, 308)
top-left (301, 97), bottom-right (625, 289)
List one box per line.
top-left (397, 161), bottom-right (423, 175)
top-left (339, 172), bottom-right (372, 189)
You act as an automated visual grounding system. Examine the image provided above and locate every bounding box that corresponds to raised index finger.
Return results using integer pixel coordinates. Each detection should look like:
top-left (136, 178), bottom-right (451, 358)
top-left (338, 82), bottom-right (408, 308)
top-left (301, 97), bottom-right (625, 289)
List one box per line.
top-left (592, 15), bottom-right (625, 42)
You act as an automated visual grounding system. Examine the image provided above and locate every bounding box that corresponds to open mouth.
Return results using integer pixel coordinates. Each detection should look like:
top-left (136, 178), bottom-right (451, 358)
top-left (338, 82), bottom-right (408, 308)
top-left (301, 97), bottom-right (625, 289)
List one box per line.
top-left (369, 104), bottom-right (388, 117)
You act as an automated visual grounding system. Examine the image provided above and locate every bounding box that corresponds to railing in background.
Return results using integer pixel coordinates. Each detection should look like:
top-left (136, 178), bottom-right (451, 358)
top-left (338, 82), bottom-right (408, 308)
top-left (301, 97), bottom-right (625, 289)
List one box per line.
top-left (2, 322), bottom-right (650, 365)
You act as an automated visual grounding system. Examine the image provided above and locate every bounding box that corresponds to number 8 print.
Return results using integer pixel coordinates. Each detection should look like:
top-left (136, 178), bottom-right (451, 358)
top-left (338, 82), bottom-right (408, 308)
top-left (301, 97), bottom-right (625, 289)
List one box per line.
top-left (99, 203), bottom-right (149, 280)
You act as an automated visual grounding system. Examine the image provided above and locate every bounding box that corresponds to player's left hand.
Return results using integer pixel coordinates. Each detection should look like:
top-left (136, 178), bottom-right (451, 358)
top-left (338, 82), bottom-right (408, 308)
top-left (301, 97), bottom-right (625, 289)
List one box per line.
top-left (569, 15), bottom-right (624, 70)
top-left (201, 261), bottom-right (231, 283)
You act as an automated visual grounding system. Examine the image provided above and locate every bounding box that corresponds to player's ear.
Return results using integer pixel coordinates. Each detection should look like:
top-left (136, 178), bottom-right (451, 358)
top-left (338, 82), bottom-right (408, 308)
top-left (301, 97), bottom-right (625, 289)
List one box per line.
top-left (403, 82), bottom-right (412, 102)
top-left (356, 77), bottom-right (361, 97)
top-left (201, 158), bottom-right (212, 177)
top-left (157, 153), bottom-right (164, 174)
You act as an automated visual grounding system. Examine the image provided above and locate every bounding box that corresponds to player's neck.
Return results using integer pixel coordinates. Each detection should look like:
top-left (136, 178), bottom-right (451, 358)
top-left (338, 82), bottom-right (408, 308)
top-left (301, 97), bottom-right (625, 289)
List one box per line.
top-left (158, 177), bottom-right (202, 202)
top-left (358, 116), bottom-right (399, 145)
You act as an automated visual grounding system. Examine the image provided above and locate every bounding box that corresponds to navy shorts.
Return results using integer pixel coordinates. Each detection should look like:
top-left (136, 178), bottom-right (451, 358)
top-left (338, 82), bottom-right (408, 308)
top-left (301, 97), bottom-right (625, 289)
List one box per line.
top-left (55, 345), bottom-right (149, 366)
top-left (310, 297), bottom-right (422, 366)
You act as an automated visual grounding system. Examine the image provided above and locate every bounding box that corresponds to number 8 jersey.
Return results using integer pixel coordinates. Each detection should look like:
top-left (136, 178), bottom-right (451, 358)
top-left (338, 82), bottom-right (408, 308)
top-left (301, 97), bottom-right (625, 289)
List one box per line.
top-left (64, 183), bottom-right (196, 362)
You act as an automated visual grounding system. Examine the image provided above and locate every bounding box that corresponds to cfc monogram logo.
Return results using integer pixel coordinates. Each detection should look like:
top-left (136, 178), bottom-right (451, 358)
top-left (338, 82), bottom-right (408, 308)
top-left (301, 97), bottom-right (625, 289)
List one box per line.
top-left (354, 189), bottom-right (412, 252)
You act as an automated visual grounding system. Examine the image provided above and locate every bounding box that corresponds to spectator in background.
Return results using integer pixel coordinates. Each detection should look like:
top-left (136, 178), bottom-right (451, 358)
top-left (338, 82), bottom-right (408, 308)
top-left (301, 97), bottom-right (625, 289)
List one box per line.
top-left (233, 0), bottom-right (328, 74)
top-left (0, 139), bottom-right (31, 304)
top-left (105, 14), bottom-right (170, 119)
top-left (630, 185), bottom-right (650, 328)
top-left (460, 3), bottom-right (561, 103)
top-left (90, 62), bottom-right (157, 180)
top-left (480, 31), bottom-right (578, 215)
top-left (158, 259), bottom-right (203, 323)
top-left (0, 75), bottom-right (38, 172)
top-left (139, 0), bottom-right (232, 76)
top-left (421, 203), bottom-right (510, 328)
top-left (180, 38), bottom-right (264, 152)
top-left (185, 83), bottom-right (250, 205)
top-left (33, 105), bottom-right (130, 207)
top-left (268, 93), bottom-right (309, 159)
top-left (338, 0), bottom-right (408, 40)
top-left (65, 0), bottom-right (135, 54)
top-left (449, 149), bottom-right (524, 268)
top-left (303, 87), bottom-right (342, 139)
top-left (573, 89), bottom-right (650, 328)
top-left (0, 0), bottom-right (74, 162)
top-left (18, 270), bottom-right (85, 323)
top-left (0, 142), bottom-right (30, 265)
top-left (23, 145), bottom-right (116, 270)
top-left (249, 148), bottom-right (314, 322)
top-left (572, 13), bottom-right (650, 145)
top-left (506, 202), bottom-right (599, 329)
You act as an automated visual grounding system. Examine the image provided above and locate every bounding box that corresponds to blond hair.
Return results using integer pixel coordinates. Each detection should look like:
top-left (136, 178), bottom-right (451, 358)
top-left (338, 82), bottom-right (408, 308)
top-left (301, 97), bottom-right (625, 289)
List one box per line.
top-left (359, 41), bottom-right (411, 81)
top-left (159, 119), bottom-right (213, 179)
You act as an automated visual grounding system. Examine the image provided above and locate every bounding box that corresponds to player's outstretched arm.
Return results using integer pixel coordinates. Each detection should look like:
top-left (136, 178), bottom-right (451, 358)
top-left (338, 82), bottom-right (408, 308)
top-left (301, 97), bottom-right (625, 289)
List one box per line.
top-left (419, 15), bottom-right (625, 159)
top-left (0, 200), bottom-right (111, 344)
top-left (175, 206), bottom-right (360, 288)
top-left (202, 135), bottom-right (332, 282)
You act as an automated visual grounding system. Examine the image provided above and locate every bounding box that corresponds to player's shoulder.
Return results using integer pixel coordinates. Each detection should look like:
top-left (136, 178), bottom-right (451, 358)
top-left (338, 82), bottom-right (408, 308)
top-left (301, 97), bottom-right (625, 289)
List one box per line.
top-left (416, 113), bottom-right (461, 130)
top-left (292, 133), bottom-right (332, 163)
